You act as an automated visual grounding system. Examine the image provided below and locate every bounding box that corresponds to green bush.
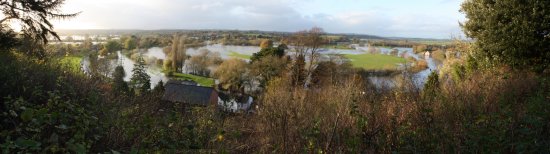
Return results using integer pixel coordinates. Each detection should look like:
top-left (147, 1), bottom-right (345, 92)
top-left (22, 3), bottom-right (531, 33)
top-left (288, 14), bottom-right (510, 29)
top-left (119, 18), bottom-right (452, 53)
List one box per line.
top-left (0, 52), bottom-right (104, 153)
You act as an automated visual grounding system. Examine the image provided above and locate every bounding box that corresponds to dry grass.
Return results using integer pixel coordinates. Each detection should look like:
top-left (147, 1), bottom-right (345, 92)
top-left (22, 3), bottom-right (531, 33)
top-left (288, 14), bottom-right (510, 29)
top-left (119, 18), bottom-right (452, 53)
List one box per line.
top-left (248, 66), bottom-right (549, 153)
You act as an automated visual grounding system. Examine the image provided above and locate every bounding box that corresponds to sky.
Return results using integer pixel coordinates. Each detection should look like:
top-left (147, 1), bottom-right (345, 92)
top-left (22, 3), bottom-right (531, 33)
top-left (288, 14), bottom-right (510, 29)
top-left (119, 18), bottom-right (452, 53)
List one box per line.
top-left (52, 0), bottom-right (466, 39)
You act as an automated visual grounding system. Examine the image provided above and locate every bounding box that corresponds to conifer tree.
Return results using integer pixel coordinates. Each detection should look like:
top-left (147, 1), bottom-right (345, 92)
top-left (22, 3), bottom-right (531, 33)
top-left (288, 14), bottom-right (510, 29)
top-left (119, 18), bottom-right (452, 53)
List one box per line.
top-left (130, 54), bottom-right (151, 95)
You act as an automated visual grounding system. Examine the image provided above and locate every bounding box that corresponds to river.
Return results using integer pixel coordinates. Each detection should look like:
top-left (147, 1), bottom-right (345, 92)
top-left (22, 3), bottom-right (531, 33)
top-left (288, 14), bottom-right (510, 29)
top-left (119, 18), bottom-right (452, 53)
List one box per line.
top-left (81, 51), bottom-right (168, 88)
top-left (82, 44), bottom-right (440, 89)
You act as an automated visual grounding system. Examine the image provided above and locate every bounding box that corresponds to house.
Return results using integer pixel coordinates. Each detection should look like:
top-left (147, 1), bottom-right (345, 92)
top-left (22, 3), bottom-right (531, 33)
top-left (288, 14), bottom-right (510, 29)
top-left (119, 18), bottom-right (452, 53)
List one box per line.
top-left (162, 80), bottom-right (218, 106)
top-left (424, 51), bottom-right (431, 58)
top-left (217, 92), bottom-right (254, 113)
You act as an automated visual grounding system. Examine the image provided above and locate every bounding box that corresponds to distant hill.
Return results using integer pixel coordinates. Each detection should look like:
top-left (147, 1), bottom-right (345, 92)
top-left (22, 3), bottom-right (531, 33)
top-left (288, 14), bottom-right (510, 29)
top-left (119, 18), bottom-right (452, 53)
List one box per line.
top-left (55, 29), bottom-right (453, 42)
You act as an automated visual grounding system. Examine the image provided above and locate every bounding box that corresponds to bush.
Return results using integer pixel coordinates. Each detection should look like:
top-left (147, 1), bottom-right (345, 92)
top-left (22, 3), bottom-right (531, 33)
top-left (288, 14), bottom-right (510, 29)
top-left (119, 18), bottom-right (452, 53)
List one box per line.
top-left (0, 52), bottom-right (105, 153)
top-left (255, 66), bottom-right (550, 153)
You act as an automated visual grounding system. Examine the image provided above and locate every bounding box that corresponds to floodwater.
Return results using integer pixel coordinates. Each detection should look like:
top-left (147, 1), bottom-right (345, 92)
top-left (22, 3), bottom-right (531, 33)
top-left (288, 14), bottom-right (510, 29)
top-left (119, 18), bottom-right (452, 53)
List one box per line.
top-left (83, 44), bottom-right (440, 89)
top-left (81, 51), bottom-right (168, 88)
top-left (143, 44), bottom-right (261, 60)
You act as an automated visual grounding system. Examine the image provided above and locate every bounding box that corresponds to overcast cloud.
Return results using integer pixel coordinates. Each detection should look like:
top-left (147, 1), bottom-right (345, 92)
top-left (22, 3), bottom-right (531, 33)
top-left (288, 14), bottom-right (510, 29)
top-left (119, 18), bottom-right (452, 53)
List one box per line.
top-left (53, 0), bottom-right (465, 39)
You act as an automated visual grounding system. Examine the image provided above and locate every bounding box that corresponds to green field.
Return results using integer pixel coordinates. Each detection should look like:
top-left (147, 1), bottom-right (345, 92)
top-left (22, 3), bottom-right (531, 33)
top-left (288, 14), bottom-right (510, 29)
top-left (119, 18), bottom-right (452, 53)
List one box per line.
top-left (229, 51), bottom-right (252, 59)
top-left (343, 54), bottom-right (407, 70)
top-left (59, 56), bottom-right (83, 72)
top-left (171, 72), bottom-right (215, 87)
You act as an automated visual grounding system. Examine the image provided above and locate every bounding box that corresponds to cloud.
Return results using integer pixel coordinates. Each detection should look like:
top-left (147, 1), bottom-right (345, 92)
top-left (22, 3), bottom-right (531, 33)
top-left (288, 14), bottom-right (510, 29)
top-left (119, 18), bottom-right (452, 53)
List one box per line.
top-left (53, 0), bottom-right (464, 38)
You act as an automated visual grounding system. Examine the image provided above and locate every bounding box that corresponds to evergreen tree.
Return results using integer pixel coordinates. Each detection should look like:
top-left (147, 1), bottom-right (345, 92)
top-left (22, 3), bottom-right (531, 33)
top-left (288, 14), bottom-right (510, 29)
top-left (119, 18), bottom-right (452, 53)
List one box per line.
top-left (0, 0), bottom-right (78, 44)
top-left (250, 46), bottom-right (285, 63)
top-left (153, 80), bottom-right (165, 94)
top-left (423, 71), bottom-right (440, 100)
top-left (130, 54), bottom-right (151, 95)
top-left (461, 0), bottom-right (550, 72)
top-left (112, 66), bottom-right (129, 95)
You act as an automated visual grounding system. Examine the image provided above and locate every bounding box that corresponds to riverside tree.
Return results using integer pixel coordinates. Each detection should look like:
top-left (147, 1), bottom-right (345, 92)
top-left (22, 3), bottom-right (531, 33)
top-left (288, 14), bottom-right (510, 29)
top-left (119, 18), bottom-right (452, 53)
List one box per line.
top-left (169, 34), bottom-right (186, 72)
top-left (259, 39), bottom-right (273, 49)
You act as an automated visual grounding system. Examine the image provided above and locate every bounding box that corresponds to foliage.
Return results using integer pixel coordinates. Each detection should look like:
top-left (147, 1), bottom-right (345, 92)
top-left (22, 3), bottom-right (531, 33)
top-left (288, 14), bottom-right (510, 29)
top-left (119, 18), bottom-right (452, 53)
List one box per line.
top-left (103, 96), bottom-right (222, 152)
top-left (410, 59), bottom-right (428, 72)
top-left (82, 36), bottom-right (94, 52)
top-left (214, 58), bottom-right (249, 92)
top-left (17, 35), bottom-right (47, 58)
top-left (130, 54), bottom-right (150, 95)
top-left (0, 52), bottom-right (103, 153)
top-left (311, 60), bottom-right (355, 87)
top-left (59, 56), bottom-right (82, 73)
top-left (87, 53), bottom-right (114, 77)
top-left (422, 71), bottom-right (440, 100)
top-left (186, 49), bottom-right (221, 76)
top-left (0, 0), bottom-right (78, 44)
top-left (250, 55), bottom-right (287, 88)
top-left (290, 27), bottom-right (326, 83)
top-left (290, 54), bottom-right (306, 87)
top-left (431, 49), bottom-right (446, 62)
top-left (1, 7), bottom-right (549, 152)
top-left (98, 48), bottom-right (108, 56)
top-left (257, 66), bottom-right (550, 153)
top-left (112, 66), bottom-right (129, 95)
top-left (103, 40), bottom-right (122, 54)
top-left (413, 44), bottom-right (428, 53)
top-left (124, 36), bottom-right (138, 50)
top-left (152, 80), bottom-right (165, 93)
top-left (163, 58), bottom-right (173, 71)
top-left (461, 0), bottom-right (550, 72)
top-left (259, 39), bottom-right (273, 49)
top-left (0, 26), bottom-right (19, 51)
top-left (250, 45), bottom-right (285, 63)
top-left (169, 34), bottom-right (186, 72)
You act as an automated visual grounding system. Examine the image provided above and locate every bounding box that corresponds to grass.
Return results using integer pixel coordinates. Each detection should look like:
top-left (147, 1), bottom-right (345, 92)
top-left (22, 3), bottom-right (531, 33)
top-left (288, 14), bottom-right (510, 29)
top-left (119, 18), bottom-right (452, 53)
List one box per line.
top-left (343, 53), bottom-right (407, 70)
top-left (229, 51), bottom-right (251, 59)
top-left (59, 56), bottom-right (82, 72)
top-left (171, 72), bottom-right (215, 87)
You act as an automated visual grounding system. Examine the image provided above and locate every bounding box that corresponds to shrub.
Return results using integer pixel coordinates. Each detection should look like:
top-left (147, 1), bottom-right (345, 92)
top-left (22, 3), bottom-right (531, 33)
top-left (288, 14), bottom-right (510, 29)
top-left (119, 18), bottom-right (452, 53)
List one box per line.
top-left (0, 52), bottom-right (105, 153)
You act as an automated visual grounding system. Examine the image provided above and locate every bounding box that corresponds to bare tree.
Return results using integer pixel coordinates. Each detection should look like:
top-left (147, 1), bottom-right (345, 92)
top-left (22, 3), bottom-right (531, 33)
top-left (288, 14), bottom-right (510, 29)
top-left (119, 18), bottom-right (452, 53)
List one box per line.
top-left (187, 49), bottom-right (221, 76)
top-left (289, 27), bottom-right (326, 86)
